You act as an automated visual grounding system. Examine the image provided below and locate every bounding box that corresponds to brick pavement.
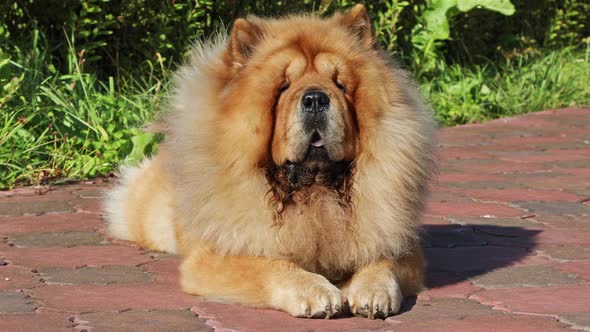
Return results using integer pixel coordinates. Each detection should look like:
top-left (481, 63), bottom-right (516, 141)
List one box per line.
top-left (1, 107), bottom-right (589, 331)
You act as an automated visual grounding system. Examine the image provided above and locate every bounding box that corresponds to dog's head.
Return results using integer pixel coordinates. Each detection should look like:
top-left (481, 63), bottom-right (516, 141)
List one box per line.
top-left (218, 5), bottom-right (381, 189)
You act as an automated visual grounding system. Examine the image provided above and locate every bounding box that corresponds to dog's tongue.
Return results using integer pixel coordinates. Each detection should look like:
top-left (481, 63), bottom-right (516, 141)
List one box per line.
top-left (311, 132), bottom-right (325, 147)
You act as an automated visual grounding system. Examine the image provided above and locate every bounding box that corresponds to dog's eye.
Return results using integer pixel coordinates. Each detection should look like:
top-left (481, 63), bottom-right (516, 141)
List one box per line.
top-left (279, 80), bottom-right (290, 94)
top-left (335, 80), bottom-right (346, 93)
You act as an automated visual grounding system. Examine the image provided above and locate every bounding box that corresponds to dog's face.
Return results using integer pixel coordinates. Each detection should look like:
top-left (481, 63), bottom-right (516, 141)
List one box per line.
top-left (270, 49), bottom-right (358, 171)
top-left (218, 5), bottom-right (378, 188)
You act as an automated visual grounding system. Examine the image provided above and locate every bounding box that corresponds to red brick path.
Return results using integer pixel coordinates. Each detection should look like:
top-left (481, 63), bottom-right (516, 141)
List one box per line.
top-left (1, 108), bottom-right (589, 331)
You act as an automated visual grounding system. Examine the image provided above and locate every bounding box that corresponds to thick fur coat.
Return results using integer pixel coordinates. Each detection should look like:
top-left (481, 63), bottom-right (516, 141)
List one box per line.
top-left (105, 4), bottom-right (435, 319)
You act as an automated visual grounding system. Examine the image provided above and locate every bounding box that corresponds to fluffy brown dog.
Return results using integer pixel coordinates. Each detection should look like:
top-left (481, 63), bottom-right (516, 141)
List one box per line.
top-left (105, 4), bottom-right (435, 319)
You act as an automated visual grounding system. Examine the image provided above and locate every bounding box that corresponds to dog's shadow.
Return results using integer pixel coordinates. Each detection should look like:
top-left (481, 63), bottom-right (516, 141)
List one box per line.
top-left (399, 222), bottom-right (541, 313)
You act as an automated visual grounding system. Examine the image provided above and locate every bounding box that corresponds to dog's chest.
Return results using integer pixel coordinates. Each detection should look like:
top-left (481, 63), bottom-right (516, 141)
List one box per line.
top-left (273, 200), bottom-right (360, 274)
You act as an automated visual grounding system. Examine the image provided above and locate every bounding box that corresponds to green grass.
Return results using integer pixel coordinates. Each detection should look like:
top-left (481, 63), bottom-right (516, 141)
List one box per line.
top-left (1, 33), bottom-right (165, 189)
top-left (423, 46), bottom-right (590, 125)
top-left (1, 38), bottom-right (589, 189)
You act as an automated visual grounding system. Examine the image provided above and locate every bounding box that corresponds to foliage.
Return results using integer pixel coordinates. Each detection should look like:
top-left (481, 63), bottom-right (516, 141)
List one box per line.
top-left (409, 0), bottom-right (515, 77)
top-left (0, 31), bottom-right (165, 188)
top-left (0, 0), bottom-right (588, 188)
top-left (424, 47), bottom-right (590, 124)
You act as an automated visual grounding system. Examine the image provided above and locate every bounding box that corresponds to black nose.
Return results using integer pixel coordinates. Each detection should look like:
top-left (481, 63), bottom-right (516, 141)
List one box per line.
top-left (301, 90), bottom-right (330, 113)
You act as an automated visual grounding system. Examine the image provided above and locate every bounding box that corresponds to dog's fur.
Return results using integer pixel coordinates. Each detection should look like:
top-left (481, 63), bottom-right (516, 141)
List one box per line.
top-left (105, 4), bottom-right (435, 319)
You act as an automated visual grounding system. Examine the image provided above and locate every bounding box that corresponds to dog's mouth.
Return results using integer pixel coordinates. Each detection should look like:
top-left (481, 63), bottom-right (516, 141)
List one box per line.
top-left (271, 129), bottom-right (352, 190)
top-left (310, 130), bottom-right (325, 148)
top-left (303, 130), bottom-right (332, 168)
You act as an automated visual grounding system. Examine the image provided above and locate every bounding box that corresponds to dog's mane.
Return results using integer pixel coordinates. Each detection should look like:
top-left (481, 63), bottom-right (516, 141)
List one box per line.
top-left (162, 14), bottom-right (436, 271)
top-left (264, 161), bottom-right (355, 226)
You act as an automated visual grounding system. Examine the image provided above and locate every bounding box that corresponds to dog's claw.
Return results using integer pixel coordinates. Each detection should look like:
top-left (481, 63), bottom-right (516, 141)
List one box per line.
top-left (311, 310), bottom-right (327, 319)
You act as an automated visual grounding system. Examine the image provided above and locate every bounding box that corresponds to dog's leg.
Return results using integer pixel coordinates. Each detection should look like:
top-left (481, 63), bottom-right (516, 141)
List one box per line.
top-left (180, 247), bottom-right (344, 319)
top-left (340, 245), bottom-right (424, 319)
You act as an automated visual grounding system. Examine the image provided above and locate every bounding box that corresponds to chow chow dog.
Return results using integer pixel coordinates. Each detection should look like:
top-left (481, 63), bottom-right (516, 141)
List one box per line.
top-left (105, 4), bottom-right (435, 319)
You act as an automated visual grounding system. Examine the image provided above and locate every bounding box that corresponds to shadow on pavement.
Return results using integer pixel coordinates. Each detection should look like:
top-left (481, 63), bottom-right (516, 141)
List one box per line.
top-left (421, 224), bottom-right (540, 288)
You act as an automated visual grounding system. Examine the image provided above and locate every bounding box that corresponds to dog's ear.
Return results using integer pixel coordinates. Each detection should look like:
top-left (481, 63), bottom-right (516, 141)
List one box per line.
top-left (337, 4), bottom-right (374, 48)
top-left (229, 16), bottom-right (265, 66)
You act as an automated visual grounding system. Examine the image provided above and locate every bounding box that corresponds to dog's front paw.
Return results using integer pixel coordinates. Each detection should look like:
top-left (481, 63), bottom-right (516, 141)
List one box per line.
top-left (346, 273), bottom-right (403, 319)
top-left (270, 272), bottom-right (344, 319)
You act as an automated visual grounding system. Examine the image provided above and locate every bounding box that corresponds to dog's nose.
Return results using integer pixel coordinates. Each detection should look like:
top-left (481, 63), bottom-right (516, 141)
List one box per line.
top-left (301, 90), bottom-right (330, 113)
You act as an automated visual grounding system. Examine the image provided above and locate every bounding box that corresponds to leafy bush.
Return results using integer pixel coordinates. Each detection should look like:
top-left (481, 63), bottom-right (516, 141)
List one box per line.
top-left (0, 31), bottom-right (165, 188)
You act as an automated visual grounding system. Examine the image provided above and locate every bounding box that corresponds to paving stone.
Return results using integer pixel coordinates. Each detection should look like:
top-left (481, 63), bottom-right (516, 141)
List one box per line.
top-left (191, 301), bottom-right (394, 332)
top-left (0, 291), bottom-right (35, 313)
top-left (535, 215), bottom-right (590, 230)
top-left (447, 220), bottom-right (543, 248)
top-left (0, 200), bottom-right (73, 216)
top-left (0, 213), bottom-right (102, 235)
top-left (492, 135), bottom-right (573, 146)
top-left (486, 115), bottom-right (558, 129)
top-left (512, 201), bottom-right (590, 216)
top-left (534, 228), bottom-right (590, 246)
top-left (444, 159), bottom-right (546, 174)
top-left (74, 309), bottom-right (213, 332)
top-left (548, 160), bottom-right (590, 168)
top-left (71, 198), bottom-right (104, 213)
top-left (419, 215), bottom-right (450, 225)
top-left (463, 224), bottom-right (543, 248)
top-left (425, 246), bottom-right (550, 274)
top-left (556, 262), bottom-right (590, 280)
top-left (425, 191), bottom-right (471, 203)
top-left (141, 258), bottom-right (182, 284)
top-left (74, 189), bottom-right (106, 198)
top-left (448, 216), bottom-right (544, 229)
top-left (443, 180), bottom-right (526, 190)
top-left (436, 173), bottom-right (505, 183)
top-left (504, 170), bottom-right (571, 179)
top-left (144, 251), bottom-right (181, 260)
top-left (426, 269), bottom-right (472, 287)
top-left (471, 285), bottom-right (590, 315)
top-left (496, 151), bottom-right (588, 163)
top-left (569, 188), bottom-right (590, 198)
top-left (470, 265), bottom-right (579, 289)
top-left (516, 176), bottom-right (590, 191)
top-left (421, 278), bottom-right (482, 299)
top-left (0, 312), bottom-right (74, 331)
top-left (560, 313), bottom-right (590, 331)
top-left (0, 189), bottom-right (73, 201)
top-left (425, 201), bottom-right (525, 218)
top-left (0, 265), bottom-right (41, 290)
top-left (393, 314), bottom-right (571, 332)
top-left (38, 266), bottom-right (153, 285)
top-left (422, 225), bottom-right (487, 248)
top-left (459, 188), bottom-right (582, 203)
top-left (392, 298), bottom-right (500, 322)
top-left (530, 142), bottom-right (590, 150)
top-left (436, 147), bottom-right (492, 160)
top-left (33, 284), bottom-right (201, 311)
top-left (536, 244), bottom-right (590, 261)
top-left (1, 245), bottom-right (153, 268)
top-left (0, 188), bottom-right (41, 198)
top-left (8, 231), bottom-right (105, 248)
